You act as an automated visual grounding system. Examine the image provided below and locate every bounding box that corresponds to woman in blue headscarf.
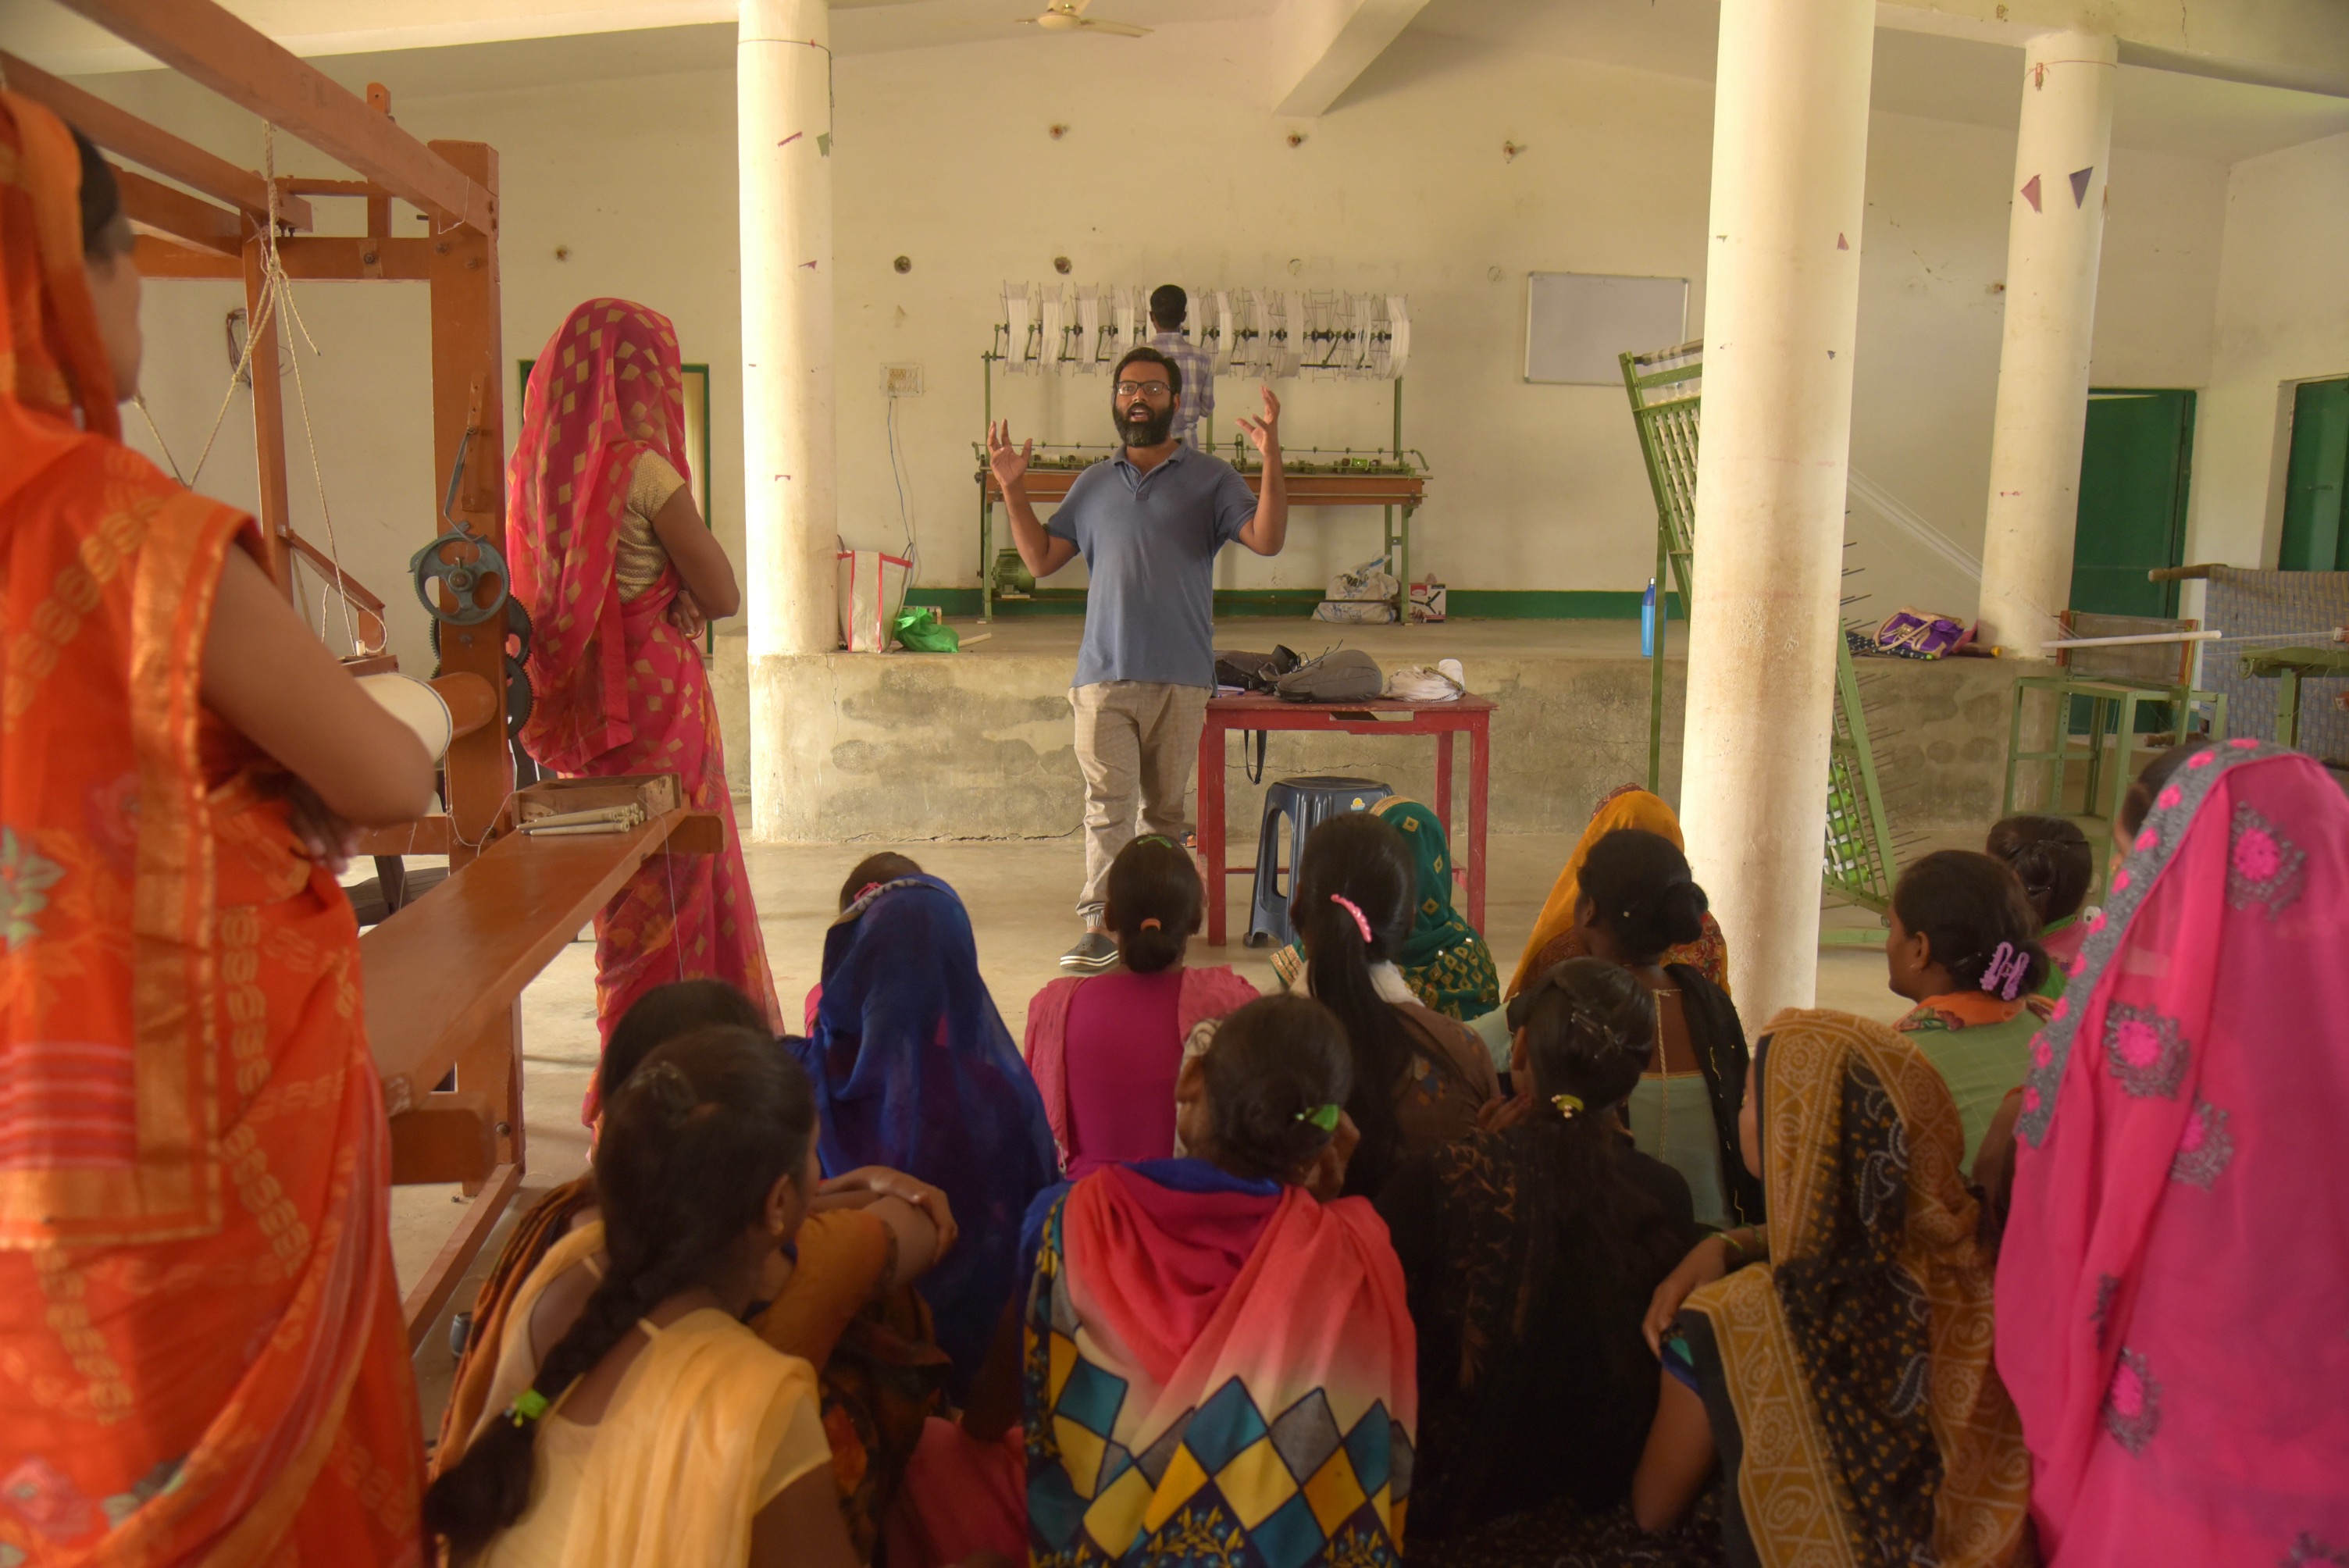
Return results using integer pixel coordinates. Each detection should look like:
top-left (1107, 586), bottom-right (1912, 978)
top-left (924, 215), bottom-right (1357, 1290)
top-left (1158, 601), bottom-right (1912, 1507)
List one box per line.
top-left (790, 874), bottom-right (1058, 1392)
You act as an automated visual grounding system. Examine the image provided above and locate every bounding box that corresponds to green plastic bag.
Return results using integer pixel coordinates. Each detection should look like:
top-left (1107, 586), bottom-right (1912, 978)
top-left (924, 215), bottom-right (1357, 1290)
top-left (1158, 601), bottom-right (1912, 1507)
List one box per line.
top-left (891, 605), bottom-right (960, 654)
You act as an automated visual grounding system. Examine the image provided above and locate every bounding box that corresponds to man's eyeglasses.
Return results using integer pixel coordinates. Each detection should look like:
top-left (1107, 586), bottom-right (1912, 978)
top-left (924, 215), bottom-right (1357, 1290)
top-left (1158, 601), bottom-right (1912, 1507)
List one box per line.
top-left (1114, 380), bottom-right (1172, 398)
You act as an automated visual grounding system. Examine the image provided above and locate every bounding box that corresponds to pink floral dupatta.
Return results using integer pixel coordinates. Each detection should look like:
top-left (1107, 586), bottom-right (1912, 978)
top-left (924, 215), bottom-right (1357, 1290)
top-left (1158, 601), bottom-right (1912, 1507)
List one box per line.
top-left (1997, 740), bottom-right (2349, 1566)
top-left (508, 301), bottom-right (781, 1097)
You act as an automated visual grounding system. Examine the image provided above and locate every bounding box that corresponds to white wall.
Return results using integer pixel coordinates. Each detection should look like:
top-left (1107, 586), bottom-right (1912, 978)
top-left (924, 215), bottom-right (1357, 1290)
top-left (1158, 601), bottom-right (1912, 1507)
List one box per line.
top-left (2190, 130), bottom-right (2349, 572)
top-left (88, 21), bottom-right (2233, 680)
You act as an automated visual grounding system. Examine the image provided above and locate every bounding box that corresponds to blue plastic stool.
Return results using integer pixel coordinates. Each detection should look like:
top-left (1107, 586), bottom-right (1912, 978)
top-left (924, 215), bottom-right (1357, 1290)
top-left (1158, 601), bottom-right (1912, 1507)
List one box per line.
top-left (1247, 775), bottom-right (1392, 947)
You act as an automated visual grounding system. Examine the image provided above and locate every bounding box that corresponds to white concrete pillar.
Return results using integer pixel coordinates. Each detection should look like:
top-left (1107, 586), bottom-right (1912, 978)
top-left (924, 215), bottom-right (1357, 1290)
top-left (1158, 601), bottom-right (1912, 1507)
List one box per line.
top-left (1974, 31), bottom-right (2117, 657)
top-left (740, 0), bottom-right (837, 839)
top-left (1678, 0), bottom-right (1876, 1024)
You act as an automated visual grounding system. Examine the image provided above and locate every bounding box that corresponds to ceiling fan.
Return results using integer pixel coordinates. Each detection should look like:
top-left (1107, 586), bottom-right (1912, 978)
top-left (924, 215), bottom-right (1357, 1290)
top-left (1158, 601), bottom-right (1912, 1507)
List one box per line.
top-left (1014, 0), bottom-right (1150, 38)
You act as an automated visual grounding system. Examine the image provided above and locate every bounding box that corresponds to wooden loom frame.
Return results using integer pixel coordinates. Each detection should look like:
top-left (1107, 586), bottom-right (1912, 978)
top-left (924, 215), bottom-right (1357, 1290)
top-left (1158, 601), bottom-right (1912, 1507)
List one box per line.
top-left (8, 1), bottom-right (717, 1348)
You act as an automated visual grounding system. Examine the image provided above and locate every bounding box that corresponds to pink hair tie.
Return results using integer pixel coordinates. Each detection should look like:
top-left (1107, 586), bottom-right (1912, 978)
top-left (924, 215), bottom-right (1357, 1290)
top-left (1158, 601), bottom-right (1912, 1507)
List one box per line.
top-left (1329, 893), bottom-right (1374, 943)
top-left (1978, 940), bottom-right (2027, 1003)
top-left (1139, 918), bottom-right (1163, 932)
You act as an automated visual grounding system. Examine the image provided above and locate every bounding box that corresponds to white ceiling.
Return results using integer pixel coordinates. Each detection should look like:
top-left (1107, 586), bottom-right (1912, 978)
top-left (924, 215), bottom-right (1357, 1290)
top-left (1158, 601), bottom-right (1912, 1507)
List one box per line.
top-left (6, 0), bottom-right (2344, 164)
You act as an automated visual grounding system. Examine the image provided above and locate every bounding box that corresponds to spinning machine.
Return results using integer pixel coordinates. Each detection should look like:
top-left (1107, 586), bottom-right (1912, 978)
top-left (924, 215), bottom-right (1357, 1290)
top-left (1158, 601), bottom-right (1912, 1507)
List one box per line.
top-left (6, 2), bottom-right (720, 1345)
top-left (975, 281), bottom-right (1429, 621)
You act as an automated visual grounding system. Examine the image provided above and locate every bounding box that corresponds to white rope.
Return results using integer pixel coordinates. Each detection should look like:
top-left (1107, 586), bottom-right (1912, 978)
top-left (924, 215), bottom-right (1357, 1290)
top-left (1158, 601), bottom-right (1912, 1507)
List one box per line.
top-left (131, 394), bottom-right (187, 485)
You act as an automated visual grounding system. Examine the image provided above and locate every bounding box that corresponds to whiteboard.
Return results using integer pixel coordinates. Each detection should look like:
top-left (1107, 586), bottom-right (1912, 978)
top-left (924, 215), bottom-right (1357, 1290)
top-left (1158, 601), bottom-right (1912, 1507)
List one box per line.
top-left (1524, 273), bottom-right (1690, 386)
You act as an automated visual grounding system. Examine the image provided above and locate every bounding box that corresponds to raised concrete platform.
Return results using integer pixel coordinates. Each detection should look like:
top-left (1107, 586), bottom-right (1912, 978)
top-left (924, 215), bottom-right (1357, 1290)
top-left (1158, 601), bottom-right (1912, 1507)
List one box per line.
top-left (711, 618), bottom-right (2017, 845)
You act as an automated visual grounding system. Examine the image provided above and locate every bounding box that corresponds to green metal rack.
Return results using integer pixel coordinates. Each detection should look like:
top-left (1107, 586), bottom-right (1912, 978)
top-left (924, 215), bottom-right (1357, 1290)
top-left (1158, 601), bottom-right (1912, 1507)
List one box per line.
top-left (1619, 342), bottom-right (1702, 791)
top-left (1616, 342), bottom-right (1902, 916)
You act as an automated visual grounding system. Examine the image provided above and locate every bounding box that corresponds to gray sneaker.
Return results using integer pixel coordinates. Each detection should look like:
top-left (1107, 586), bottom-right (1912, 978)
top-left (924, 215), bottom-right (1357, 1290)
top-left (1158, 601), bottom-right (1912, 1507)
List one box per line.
top-left (1060, 932), bottom-right (1120, 973)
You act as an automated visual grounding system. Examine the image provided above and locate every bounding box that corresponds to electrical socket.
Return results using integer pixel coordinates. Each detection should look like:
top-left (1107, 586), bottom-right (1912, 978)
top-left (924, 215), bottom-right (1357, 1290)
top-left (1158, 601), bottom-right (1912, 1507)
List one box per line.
top-left (882, 363), bottom-right (924, 397)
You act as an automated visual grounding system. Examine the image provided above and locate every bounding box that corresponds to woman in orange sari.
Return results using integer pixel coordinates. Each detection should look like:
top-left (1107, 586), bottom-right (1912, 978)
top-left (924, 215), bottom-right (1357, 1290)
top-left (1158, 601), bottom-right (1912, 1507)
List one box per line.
top-left (0, 101), bottom-right (437, 1564)
top-left (506, 300), bottom-right (782, 1117)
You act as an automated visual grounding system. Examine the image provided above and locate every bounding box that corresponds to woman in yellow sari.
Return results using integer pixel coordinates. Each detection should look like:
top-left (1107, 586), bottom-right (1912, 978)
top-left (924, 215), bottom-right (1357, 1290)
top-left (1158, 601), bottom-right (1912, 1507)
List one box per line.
top-left (1509, 785), bottom-right (1730, 999)
top-left (0, 101), bottom-right (437, 1563)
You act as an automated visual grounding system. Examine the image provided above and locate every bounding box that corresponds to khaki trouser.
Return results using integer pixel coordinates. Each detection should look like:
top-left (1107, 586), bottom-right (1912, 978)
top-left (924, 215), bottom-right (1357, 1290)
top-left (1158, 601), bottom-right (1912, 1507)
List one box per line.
top-left (1070, 681), bottom-right (1209, 923)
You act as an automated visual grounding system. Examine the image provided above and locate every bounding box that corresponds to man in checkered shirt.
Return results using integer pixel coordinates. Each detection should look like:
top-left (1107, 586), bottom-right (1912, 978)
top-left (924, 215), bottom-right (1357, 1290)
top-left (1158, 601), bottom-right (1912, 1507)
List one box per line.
top-left (1148, 284), bottom-right (1215, 450)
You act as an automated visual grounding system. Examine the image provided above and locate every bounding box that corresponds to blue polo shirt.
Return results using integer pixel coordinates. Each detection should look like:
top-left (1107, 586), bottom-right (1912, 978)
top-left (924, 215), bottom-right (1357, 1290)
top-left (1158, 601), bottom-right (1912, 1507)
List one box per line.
top-left (1047, 445), bottom-right (1257, 690)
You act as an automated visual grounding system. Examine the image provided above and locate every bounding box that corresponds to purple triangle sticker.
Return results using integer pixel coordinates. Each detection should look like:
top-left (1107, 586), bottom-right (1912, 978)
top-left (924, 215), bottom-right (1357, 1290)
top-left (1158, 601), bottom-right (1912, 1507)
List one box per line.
top-left (2070, 166), bottom-right (2094, 207)
top-left (2021, 174), bottom-right (2043, 213)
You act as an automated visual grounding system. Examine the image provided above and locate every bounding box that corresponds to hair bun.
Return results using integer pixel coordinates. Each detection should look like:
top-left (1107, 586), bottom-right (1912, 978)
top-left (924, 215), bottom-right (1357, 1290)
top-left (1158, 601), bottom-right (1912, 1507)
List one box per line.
top-left (628, 1060), bottom-right (700, 1124)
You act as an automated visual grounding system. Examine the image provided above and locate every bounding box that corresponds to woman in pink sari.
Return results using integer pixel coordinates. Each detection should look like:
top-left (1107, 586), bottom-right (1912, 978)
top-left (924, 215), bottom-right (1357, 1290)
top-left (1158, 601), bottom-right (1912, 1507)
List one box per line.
top-left (1997, 738), bottom-right (2349, 1566)
top-left (508, 300), bottom-right (781, 1117)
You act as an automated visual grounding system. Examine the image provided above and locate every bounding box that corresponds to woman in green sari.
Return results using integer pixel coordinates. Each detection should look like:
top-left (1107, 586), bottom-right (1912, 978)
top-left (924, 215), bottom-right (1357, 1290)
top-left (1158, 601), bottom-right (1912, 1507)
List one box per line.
top-left (1273, 796), bottom-right (1501, 1019)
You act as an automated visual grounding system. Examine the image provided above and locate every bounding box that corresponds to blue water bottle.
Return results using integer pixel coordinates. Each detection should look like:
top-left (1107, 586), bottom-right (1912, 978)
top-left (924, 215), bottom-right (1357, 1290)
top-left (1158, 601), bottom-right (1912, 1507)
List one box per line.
top-left (1641, 578), bottom-right (1657, 657)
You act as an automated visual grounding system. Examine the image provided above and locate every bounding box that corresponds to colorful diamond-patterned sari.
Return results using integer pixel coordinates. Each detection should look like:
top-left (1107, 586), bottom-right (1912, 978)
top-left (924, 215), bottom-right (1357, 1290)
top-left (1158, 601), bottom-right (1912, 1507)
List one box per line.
top-left (1998, 742), bottom-right (2349, 1566)
top-left (506, 300), bottom-right (780, 1116)
top-left (0, 92), bottom-right (422, 1565)
top-left (1024, 1159), bottom-right (1416, 1566)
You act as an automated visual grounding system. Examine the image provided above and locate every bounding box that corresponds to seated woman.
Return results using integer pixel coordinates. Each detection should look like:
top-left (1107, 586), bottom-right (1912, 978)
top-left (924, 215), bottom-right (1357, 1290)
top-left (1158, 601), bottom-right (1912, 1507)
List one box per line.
top-left (424, 1028), bottom-right (860, 1567)
top-left (1375, 958), bottom-right (1705, 1552)
top-left (1885, 850), bottom-right (2051, 1174)
top-left (438, 981), bottom-right (954, 1559)
top-left (438, 978), bottom-right (778, 1466)
top-left (1986, 814), bottom-right (2095, 997)
top-left (1256, 811), bottom-right (1498, 1198)
top-left (1502, 829), bottom-right (1759, 1229)
top-left (1273, 797), bottom-right (1501, 1021)
top-left (806, 851), bottom-right (925, 1032)
top-left (791, 871), bottom-right (1059, 1395)
top-left (1631, 1010), bottom-right (2032, 1567)
top-left (1024, 994), bottom-right (1414, 1563)
top-left (1025, 834), bottom-right (1256, 1175)
top-left (1512, 786), bottom-right (1731, 1000)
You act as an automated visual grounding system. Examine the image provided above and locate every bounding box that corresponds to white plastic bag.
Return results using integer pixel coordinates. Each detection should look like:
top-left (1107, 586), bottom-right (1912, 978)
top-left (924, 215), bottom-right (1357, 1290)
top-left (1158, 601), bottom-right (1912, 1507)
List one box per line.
top-left (836, 551), bottom-right (911, 653)
top-left (1386, 659), bottom-right (1466, 702)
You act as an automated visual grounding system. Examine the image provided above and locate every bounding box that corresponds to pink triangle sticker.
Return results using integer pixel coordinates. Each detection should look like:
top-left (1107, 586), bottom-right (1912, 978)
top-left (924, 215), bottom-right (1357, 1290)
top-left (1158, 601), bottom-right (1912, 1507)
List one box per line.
top-left (2021, 174), bottom-right (2043, 213)
top-left (1837, 233), bottom-right (1849, 251)
top-left (2070, 166), bottom-right (2094, 207)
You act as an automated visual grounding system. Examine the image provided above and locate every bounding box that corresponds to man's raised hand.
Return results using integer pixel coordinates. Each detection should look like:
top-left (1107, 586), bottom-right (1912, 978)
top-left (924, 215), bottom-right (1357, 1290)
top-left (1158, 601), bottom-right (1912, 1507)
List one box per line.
top-left (1235, 384), bottom-right (1282, 459)
top-left (986, 419), bottom-right (1032, 490)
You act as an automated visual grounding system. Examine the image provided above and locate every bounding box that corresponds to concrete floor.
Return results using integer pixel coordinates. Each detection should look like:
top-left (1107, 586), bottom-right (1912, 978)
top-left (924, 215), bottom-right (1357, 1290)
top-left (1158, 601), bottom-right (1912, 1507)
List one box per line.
top-left (390, 822), bottom-right (1953, 1429)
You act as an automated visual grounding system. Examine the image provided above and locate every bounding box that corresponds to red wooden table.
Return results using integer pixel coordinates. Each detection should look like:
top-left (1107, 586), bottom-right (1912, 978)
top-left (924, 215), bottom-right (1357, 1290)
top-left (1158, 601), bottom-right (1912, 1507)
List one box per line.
top-left (1196, 693), bottom-right (1496, 947)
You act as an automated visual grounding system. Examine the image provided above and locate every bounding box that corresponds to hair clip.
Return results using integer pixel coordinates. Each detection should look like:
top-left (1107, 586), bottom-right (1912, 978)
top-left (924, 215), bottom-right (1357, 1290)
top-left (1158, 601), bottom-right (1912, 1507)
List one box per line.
top-left (1329, 893), bottom-right (1374, 943)
top-left (1552, 1093), bottom-right (1585, 1120)
top-left (854, 882), bottom-right (883, 904)
top-left (1139, 917), bottom-right (1163, 932)
top-left (1132, 834), bottom-right (1177, 850)
top-left (633, 1059), bottom-right (701, 1124)
top-left (1296, 1103), bottom-right (1342, 1132)
top-left (507, 1388), bottom-right (550, 1427)
top-left (1979, 941), bottom-right (2026, 1003)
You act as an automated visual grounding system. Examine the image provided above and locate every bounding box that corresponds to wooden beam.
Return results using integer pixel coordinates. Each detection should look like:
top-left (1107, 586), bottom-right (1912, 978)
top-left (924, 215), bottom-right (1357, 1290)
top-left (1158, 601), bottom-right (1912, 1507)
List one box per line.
top-left (0, 49), bottom-right (312, 229)
top-left (400, 1161), bottom-right (520, 1350)
top-left (113, 163), bottom-right (241, 255)
top-left (135, 233), bottom-right (432, 283)
top-left (429, 139), bottom-right (511, 855)
top-left (389, 1091), bottom-right (497, 1185)
top-left (48, 0), bottom-right (493, 230)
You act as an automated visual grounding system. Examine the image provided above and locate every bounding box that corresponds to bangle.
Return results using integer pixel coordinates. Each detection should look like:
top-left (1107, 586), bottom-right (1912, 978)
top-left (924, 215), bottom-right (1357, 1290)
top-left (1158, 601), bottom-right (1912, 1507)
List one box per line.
top-left (1717, 1228), bottom-right (1752, 1267)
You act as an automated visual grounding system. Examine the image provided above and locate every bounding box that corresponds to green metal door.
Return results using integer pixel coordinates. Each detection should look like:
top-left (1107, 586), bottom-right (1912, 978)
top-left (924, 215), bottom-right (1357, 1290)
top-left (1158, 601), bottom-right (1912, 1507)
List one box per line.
top-left (2071, 390), bottom-right (2194, 617)
top-left (2278, 376), bottom-right (2349, 572)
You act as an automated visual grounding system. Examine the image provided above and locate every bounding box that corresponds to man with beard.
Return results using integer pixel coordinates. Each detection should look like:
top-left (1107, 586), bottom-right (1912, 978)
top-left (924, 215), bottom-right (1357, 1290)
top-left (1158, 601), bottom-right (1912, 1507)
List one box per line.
top-left (987, 345), bottom-right (1287, 971)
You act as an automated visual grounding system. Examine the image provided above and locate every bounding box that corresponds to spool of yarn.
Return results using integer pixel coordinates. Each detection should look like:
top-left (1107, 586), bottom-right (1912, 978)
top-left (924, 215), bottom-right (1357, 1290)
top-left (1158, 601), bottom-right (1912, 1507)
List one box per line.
top-left (357, 673), bottom-right (454, 763)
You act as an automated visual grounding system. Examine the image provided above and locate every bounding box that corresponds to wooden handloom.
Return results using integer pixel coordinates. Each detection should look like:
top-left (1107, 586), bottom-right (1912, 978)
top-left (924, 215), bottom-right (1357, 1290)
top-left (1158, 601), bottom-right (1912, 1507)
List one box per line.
top-left (7, 2), bottom-right (715, 1348)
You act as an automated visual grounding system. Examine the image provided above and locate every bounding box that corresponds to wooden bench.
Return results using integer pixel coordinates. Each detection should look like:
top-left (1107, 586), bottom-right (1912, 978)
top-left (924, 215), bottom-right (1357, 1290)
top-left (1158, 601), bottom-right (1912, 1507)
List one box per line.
top-left (367, 806), bottom-right (721, 1346)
